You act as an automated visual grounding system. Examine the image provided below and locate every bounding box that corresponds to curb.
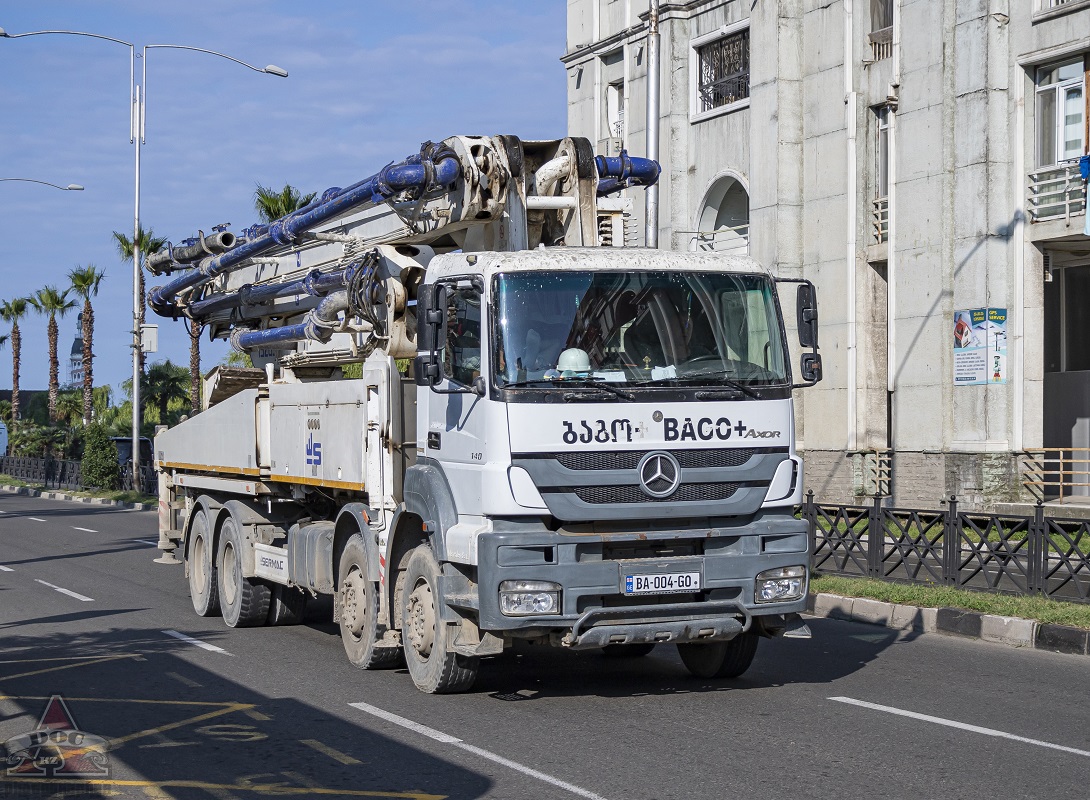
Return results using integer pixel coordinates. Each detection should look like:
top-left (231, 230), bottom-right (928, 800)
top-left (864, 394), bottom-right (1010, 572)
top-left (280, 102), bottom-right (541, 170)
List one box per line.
top-left (0, 484), bottom-right (154, 512)
top-left (807, 592), bottom-right (1089, 657)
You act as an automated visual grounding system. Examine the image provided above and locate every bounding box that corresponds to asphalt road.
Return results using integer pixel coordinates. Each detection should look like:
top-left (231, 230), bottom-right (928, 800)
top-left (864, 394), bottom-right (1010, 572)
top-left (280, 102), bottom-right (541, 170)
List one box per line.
top-left (2, 492), bottom-right (1090, 800)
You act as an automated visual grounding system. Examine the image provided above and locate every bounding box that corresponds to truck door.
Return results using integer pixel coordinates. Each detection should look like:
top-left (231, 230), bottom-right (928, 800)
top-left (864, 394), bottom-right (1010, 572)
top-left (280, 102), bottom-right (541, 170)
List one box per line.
top-left (428, 281), bottom-right (487, 516)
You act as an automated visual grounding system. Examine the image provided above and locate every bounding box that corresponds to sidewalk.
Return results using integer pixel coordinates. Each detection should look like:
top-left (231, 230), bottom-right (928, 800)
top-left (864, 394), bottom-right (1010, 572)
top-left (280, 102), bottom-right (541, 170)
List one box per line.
top-left (807, 592), bottom-right (1089, 657)
top-left (0, 483), bottom-right (155, 511)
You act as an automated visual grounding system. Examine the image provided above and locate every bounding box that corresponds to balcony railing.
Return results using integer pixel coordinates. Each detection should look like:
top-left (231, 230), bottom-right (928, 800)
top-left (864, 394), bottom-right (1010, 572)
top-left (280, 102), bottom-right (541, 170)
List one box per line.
top-left (868, 27), bottom-right (893, 62)
top-left (679, 224), bottom-right (750, 254)
top-left (872, 197), bottom-right (889, 243)
top-left (1022, 449), bottom-right (1090, 502)
top-left (1027, 161), bottom-right (1087, 223)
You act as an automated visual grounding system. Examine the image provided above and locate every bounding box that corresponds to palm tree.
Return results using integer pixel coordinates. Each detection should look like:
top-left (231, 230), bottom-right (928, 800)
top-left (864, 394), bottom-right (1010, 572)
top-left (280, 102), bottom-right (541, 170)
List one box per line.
top-left (29, 287), bottom-right (77, 423)
top-left (112, 225), bottom-right (166, 375)
top-left (254, 183), bottom-right (317, 223)
top-left (0, 299), bottom-right (30, 421)
top-left (144, 360), bottom-right (190, 426)
top-left (68, 265), bottom-right (106, 425)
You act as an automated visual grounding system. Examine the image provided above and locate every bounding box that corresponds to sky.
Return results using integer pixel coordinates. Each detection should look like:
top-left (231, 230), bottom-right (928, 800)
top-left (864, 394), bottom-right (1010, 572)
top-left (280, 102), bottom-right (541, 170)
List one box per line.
top-left (0, 1), bottom-right (567, 395)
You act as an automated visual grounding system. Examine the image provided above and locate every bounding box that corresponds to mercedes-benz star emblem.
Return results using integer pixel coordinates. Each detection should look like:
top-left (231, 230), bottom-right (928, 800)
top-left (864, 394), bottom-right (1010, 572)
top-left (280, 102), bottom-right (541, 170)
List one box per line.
top-left (637, 451), bottom-right (681, 498)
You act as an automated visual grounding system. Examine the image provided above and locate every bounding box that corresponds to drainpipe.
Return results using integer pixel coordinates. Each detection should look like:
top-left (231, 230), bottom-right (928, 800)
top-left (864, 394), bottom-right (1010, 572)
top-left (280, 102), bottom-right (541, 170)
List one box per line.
top-left (645, 0), bottom-right (660, 248)
top-left (845, 0), bottom-right (858, 451)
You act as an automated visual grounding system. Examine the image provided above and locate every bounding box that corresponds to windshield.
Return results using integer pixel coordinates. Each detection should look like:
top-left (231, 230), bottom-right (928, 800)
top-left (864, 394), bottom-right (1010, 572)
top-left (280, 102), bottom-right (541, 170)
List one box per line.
top-left (492, 270), bottom-right (788, 388)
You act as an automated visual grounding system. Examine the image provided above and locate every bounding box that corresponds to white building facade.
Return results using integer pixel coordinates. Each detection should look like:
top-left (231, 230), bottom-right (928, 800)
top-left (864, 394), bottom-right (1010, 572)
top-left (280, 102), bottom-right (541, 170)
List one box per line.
top-left (563, 0), bottom-right (1090, 510)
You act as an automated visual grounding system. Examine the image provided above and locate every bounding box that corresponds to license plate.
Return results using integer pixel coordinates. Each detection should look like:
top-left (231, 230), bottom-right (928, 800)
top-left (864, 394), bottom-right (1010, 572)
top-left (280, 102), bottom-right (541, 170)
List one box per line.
top-left (624, 571), bottom-right (701, 595)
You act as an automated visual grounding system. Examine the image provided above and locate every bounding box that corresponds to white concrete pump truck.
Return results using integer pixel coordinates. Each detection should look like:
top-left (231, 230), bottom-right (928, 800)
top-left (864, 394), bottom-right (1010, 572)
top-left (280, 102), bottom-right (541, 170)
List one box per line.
top-left (149, 135), bottom-right (823, 693)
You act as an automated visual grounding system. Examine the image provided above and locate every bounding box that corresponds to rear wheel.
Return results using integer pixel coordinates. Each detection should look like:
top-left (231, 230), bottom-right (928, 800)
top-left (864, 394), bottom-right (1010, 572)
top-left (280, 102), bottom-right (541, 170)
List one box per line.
top-left (267, 584), bottom-right (309, 626)
top-left (338, 533), bottom-right (402, 669)
top-left (677, 631), bottom-right (760, 679)
top-left (400, 545), bottom-right (478, 694)
top-left (187, 510), bottom-right (219, 617)
top-left (217, 516), bottom-right (271, 628)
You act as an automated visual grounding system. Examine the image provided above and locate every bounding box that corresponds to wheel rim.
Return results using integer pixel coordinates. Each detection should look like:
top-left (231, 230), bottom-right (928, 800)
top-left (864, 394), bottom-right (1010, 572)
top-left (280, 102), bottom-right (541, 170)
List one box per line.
top-left (222, 541), bottom-right (237, 606)
top-left (192, 534), bottom-right (206, 591)
top-left (342, 566), bottom-right (367, 640)
top-left (405, 578), bottom-right (435, 659)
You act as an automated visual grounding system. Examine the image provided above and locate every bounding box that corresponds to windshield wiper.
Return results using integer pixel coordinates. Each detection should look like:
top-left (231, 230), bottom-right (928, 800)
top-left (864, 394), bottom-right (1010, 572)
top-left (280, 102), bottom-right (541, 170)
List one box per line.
top-left (500, 376), bottom-right (632, 399)
top-left (634, 371), bottom-right (761, 399)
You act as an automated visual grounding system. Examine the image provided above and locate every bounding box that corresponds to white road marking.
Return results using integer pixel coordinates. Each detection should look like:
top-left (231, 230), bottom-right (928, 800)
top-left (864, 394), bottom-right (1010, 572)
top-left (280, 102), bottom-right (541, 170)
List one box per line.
top-left (135, 539), bottom-right (159, 546)
top-left (0, 565), bottom-right (13, 572)
top-left (34, 579), bottom-right (93, 602)
top-left (165, 671), bottom-right (203, 688)
top-left (27, 517), bottom-right (46, 522)
top-left (162, 629), bottom-right (231, 655)
top-left (72, 526), bottom-right (97, 533)
top-left (829, 697), bottom-right (1090, 757)
top-left (349, 701), bottom-right (609, 800)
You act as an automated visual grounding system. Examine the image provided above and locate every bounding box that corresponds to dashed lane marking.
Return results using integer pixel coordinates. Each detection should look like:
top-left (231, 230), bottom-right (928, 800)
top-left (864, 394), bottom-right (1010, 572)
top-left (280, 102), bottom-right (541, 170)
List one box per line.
top-left (136, 539), bottom-right (159, 545)
top-left (34, 578), bottom-right (93, 602)
top-left (300, 738), bottom-right (362, 765)
top-left (165, 671), bottom-right (203, 688)
top-left (0, 565), bottom-right (12, 572)
top-left (73, 526), bottom-right (98, 532)
top-left (163, 629), bottom-right (231, 655)
top-left (829, 696), bottom-right (1090, 757)
top-left (349, 701), bottom-right (610, 800)
top-left (27, 517), bottom-right (46, 522)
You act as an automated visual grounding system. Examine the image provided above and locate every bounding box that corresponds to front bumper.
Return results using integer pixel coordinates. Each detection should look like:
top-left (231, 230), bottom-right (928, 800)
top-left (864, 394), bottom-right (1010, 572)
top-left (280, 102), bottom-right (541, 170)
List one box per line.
top-left (475, 513), bottom-right (809, 646)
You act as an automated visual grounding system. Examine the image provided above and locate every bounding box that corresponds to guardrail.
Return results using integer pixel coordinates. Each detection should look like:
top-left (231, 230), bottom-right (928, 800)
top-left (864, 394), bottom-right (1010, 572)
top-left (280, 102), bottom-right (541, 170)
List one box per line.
top-left (807, 492), bottom-right (1090, 604)
top-left (0, 455), bottom-right (156, 496)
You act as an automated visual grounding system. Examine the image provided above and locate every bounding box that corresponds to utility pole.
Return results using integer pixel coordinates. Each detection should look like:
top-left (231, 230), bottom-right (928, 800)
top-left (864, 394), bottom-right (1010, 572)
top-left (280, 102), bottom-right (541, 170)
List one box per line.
top-left (645, 0), bottom-right (660, 248)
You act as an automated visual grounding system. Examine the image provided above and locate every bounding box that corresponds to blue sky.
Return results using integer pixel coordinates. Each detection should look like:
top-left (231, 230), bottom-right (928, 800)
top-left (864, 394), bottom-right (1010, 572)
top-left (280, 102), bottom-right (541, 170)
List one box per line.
top-left (0, 1), bottom-right (567, 394)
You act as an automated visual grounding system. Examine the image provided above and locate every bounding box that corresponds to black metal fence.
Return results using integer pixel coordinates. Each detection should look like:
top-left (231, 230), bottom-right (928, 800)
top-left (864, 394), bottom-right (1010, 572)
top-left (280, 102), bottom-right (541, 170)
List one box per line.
top-left (0, 455), bottom-right (156, 496)
top-left (807, 492), bottom-right (1090, 604)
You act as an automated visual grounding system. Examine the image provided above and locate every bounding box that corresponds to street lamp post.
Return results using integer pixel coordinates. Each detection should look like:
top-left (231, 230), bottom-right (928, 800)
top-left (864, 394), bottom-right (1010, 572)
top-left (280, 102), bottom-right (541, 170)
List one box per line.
top-left (0, 27), bottom-right (287, 487)
top-left (0, 179), bottom-right (84, 191)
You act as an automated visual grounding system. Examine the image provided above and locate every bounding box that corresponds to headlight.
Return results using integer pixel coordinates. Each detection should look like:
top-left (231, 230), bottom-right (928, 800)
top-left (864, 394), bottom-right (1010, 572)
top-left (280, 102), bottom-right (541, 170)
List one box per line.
top-left (499, 580), bottom-right (561, 616)
top-left (755, 566), bottom-right (806, 604)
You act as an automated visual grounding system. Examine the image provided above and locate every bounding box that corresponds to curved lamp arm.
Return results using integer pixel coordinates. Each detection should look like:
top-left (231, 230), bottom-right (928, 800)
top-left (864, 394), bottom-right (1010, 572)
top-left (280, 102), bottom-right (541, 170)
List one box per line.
top-left (0, 178), bottom-right (84, 191)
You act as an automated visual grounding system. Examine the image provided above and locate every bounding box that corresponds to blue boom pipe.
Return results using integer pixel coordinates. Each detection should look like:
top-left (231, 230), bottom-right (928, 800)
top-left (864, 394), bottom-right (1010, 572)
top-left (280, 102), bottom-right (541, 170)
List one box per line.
top-left (595, 151), bottom-right (660, 196)
top-left (186, 266), bottom-right (351, 318)
top-left (232, 290), bottom-right (349, 351)
top-left (150, 143), bottom-right (459, 316)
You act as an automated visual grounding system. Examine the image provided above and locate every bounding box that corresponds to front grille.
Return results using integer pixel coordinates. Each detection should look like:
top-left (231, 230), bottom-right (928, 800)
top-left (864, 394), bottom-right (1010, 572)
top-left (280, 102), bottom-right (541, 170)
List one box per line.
top-left (556, 448), bottom-right (759, 471)
top-left (572, 482), bottom-right (741, 504)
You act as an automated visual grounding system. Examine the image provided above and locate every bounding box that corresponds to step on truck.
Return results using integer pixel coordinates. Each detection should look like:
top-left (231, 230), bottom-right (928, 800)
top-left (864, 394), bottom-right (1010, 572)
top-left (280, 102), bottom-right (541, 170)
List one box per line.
top-left (150, 135), bottom-right (823, 693)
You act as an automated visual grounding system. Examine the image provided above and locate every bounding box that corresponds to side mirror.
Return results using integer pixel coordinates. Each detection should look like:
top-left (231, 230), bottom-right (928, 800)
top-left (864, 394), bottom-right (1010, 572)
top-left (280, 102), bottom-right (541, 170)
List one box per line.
top-left (414, 283), bottom-right (449, 388)
top-left (797, 283), bottom-right (818, 348)
top-left (800, 353), bottom-right (822, 383)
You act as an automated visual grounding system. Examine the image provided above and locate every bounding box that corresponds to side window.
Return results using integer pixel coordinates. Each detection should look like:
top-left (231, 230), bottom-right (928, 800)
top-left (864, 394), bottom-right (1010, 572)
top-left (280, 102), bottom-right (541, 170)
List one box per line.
top-left (442, 286), bottom-right (482, 386)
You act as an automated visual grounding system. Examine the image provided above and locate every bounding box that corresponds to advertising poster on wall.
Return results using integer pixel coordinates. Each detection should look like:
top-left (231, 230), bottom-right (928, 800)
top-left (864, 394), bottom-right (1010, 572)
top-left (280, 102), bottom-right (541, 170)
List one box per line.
top-left (953, 307), bottom-right (1007, 385)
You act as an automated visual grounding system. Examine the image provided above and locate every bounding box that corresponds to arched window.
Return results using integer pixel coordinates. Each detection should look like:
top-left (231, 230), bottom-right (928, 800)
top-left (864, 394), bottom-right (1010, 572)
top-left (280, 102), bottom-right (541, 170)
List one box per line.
top-left (694, 176), bottom-right (749, 254)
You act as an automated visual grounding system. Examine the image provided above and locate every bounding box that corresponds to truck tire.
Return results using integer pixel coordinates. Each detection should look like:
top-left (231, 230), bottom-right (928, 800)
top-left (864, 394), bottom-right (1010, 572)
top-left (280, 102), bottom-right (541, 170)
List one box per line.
top-left (338, 533), bottom-right (402, 669)
top-left (400, 545), bottom-right (478, 694)
top-left (187, 510), bottom-right (220, 617)
top-left (677, 631), bottom-right (760, 679)
top-left (217, 516), bottom-right (271, 628)
top-left (267, 584), bottom-right (309, 626)
top-left (602, 643), bottom-right (656, 658)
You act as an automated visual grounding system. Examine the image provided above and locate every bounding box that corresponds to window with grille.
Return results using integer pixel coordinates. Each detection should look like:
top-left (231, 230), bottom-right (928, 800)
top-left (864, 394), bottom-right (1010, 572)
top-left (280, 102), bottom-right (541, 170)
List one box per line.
top-left (696, 29), bottom-right (750, 114)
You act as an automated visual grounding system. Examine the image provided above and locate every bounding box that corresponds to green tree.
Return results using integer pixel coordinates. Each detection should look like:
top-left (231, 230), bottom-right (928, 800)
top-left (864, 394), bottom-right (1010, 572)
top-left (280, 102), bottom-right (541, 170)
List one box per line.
top-left (144, 360), bottom-right (190, 426)
top-left (254, 183), bottom-right (317, 223)
top-left (80, 423), bottom-right (119, 490)
top-left (67, 264), bottom-right (106, 425)
top-left (112, 225), bottom-right (166, 375)
top-left (0, 298), bottom-right (30, 421)
top-left (28, 286), bottom-right (77, 423)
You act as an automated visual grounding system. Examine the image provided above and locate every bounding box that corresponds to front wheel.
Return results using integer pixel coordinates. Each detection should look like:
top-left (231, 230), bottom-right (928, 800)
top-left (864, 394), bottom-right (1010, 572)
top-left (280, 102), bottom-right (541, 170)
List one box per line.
top-left (677, 631), bottom-right (759, 679)
top-left (338, 533), bottom-right (402, 669)
top-left (217, 516), bottom-right (271, 628)
top-left (400, 545), bottom-right (478, 694)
